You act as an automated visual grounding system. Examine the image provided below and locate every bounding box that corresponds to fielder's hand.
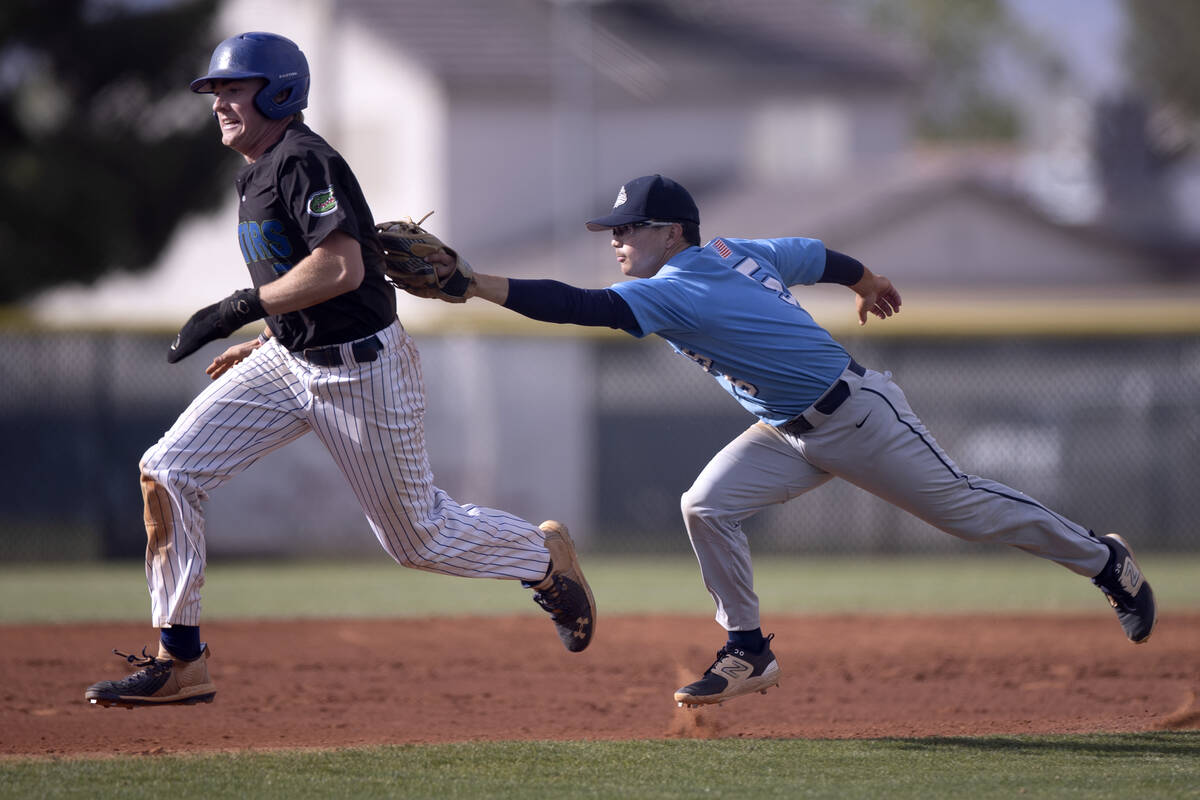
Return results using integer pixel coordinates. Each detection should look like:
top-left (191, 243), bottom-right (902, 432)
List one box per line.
top-left (852, 271), bottom-right (901, 326)
top-left (168, 288), bottom-right (266, 363)
top-left (375, 212), bottom-right (475, 303)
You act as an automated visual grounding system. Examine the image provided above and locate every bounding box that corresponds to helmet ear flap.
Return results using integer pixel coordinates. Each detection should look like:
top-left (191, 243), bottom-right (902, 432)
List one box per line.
top-left (255, 71), bottom-right (309, 120)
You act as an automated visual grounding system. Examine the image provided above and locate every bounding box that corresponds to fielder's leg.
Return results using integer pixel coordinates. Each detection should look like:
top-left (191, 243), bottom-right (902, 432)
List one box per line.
top-left (794, 368), bottom-right (1154, 642)
top-left (681, 421), bottom-right (832, 632)
top-left (675, 422), bottom-right (829, 704)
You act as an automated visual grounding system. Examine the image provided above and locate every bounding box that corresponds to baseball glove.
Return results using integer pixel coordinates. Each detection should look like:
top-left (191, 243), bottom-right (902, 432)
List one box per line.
top-left (374, 212), bottom-right (475, 302)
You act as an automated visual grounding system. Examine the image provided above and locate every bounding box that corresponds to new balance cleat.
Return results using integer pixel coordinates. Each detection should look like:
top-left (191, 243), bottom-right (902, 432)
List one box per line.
top-left (1092, 533), bottom-right (1156, 644)
top-left (529, 520), bottom-right (596, 652)
top-left (675, 634), bottom-right (781, 706)
top-left (85, 643), bottom-right (217, 708)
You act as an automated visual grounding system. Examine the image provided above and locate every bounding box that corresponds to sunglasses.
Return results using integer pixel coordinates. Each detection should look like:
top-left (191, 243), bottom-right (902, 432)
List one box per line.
top-left (611, 221), bottom-right (676, 238)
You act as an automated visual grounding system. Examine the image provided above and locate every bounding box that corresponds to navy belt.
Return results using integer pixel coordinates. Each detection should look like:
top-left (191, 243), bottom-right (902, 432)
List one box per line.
top-left (299, 334), bottom-right (384, 367)
top-left (781, 358), bottom-right (866, 435)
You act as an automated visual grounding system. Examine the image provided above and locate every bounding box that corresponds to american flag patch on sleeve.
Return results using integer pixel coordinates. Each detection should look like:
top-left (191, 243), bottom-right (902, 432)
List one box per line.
top-left (712, 238), bottom-right (732, 258)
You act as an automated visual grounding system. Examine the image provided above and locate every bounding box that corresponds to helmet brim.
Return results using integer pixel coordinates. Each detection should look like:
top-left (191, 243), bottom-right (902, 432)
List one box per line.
top-left (189, 70), bottom-right (266, 94)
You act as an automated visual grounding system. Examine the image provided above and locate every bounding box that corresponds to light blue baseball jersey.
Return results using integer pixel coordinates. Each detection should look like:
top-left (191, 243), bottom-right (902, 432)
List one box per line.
top-left (609, 236), bottom-right (852, 425)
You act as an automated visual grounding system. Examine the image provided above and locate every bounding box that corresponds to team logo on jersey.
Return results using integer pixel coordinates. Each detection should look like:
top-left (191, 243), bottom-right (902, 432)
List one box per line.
top-left (713, 238), bottom-right (732, 258)
top-left (613, 185), bottom-right (627, 208)
top-left (307, 186), bottom-right (338, 217)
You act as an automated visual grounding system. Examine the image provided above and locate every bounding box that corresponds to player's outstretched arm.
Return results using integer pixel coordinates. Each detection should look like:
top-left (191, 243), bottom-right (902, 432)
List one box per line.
top-left (851, 267), bottom-right (901, 326)
top-left (412, 253), bottom-right (636, 330)
top-left (409, 252), bottom-right (505, 304)
top-left (466, 273), bottom-right (510, 305)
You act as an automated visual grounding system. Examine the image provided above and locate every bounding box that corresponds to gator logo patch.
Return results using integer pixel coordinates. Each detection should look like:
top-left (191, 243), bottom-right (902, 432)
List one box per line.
top-left (307, 186), bottom-right (338, 217)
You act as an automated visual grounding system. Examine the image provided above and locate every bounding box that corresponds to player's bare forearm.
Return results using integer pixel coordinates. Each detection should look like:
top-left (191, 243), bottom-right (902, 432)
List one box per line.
top-left (851, 267), bottom-right (901, 326)
top-left (467, 273), bottom-right (509, 305)
top-left (258, 230), bottom-right (364, 314)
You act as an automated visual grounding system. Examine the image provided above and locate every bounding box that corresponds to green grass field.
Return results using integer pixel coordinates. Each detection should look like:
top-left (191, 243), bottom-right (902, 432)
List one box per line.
top-left (4, 553), bottom-right (1200, 623)
top-left (2, 555), bottom-right (1198, 799)
top-left (2, 735), bottom-right (1198, 799)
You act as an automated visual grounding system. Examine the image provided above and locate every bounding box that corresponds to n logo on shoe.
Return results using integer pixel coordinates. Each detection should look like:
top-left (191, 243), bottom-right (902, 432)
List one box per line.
top-left (717, 657), bottom-right (751, 680)
top-left (1118, 559), bottom-right (1144, 595)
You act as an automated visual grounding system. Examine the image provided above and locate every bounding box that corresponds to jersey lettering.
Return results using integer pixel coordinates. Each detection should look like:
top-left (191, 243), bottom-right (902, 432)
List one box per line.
top-left (679, 348), bottom-right (760, 397)
top-left (731, 257), bottom-right (800, 308)
top-left (679, 347), bottom-right (714, 373)
top-left (247, 223), bottom-right (269, 262)
top-left (239, 220), bottom-right (294, 266)
top-left (238, 221), bottom-right (271, 264)
top-left (727, 376), bottom-right (759, 397)
top-left (262, 220), bottom-right (292, 259)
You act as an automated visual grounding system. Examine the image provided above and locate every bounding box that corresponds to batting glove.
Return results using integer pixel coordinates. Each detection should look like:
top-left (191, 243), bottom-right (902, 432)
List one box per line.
top-left (168, 288), bottom-right (266, 363)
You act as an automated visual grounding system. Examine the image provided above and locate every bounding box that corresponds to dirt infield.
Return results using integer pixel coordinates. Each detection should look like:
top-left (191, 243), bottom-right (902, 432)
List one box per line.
top-left (3, 613), bottom-right (1198, 757)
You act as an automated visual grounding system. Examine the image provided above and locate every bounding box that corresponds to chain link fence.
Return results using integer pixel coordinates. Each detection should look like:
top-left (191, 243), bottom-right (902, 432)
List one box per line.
top-left (593, 334), bottom-right (1200, 554)
top-left (2, 328), bottom-right (1197, 561)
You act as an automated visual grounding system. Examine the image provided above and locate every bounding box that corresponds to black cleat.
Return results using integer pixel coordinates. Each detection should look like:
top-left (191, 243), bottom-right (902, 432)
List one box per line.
top-left (675, 634), bottom-right (781, 706)
top-left (529, 521), bottom-right (596, 652)
top-left (1092, 533), bottom-right (1156, 644)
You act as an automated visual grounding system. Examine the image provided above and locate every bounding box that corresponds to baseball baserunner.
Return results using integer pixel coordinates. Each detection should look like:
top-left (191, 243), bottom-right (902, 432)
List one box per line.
top-left (411, 173), bottom-right (1156, 708)
top-left (84, 32), bottom-right (595, 710)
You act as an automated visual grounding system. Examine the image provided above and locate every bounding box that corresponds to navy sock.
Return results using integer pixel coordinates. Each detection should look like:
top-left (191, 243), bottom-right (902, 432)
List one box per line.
top-left (522, 560), bottom-right (553, 589)
top-left (160, 625), bottom-right (201, 661)
top-left (727, 628), bottom-right (765, 653)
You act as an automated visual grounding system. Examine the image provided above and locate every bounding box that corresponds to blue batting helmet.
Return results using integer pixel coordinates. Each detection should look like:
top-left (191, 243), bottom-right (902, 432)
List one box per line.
top-left (190, 32), bottom-right (309, 119)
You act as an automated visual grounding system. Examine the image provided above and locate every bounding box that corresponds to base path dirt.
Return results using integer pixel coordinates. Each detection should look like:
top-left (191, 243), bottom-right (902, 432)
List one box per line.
top-left (3, 613), bottom-right (1198, 758)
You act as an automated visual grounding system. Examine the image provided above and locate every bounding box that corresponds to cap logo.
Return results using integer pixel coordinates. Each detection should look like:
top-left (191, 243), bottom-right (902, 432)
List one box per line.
top-left (613, 186), bottom-right (627, 209)
top-left (307, 186), bottom-right (338, 217)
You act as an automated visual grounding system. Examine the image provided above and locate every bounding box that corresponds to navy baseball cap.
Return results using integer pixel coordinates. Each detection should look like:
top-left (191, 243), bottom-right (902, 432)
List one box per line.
top-left (585, 174), bottom-right (699, 231)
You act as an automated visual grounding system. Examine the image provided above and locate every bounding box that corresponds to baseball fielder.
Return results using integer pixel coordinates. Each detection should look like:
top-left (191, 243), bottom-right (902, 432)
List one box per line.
top-left (84, 32), bottom-right (595, 709)
top-left (413, 173), bottom-right (1156, 707)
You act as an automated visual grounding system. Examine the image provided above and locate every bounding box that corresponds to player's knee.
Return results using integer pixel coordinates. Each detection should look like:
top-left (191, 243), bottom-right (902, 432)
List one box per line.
top-left (138, 462), bottom-right (204, 507)
top-left (391, 548), bottom-right (439, 571)
top-left (680, 485), bottom-right (717, 527)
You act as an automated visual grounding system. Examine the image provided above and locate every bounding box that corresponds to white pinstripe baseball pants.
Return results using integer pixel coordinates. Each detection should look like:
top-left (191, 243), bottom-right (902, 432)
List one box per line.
top-left (681, 366), bottom-right (1112, 632)
top-left (139, 320), bottom-right (550, 627)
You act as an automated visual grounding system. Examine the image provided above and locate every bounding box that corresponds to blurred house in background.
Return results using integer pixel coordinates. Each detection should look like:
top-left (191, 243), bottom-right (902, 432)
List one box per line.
top-left (32, 0), bottom-right (922, 322)
top-left (32, 0), bottom-right (1198, 326)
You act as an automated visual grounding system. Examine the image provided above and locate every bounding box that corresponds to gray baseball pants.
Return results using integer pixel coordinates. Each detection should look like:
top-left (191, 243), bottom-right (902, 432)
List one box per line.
top-left (680, 365), bottom-right (1111, 631)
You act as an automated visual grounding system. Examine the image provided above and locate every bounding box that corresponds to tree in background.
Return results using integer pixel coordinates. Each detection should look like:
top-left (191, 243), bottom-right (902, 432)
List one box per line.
top-left (0, 0), bottom-right (224, 303)
top-left (1122, 0), bottom-right (1200, 154)
top-left (1124, 1), bottom-right (1200, 120)
top-left (1085, 1), bottom-right (1200, 250)
top-left (849, 0), bottom-right (1049, 142)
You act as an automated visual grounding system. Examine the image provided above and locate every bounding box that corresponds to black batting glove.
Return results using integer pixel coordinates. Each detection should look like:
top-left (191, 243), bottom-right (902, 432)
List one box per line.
top-left (168, 288), bottom-right (266, 363)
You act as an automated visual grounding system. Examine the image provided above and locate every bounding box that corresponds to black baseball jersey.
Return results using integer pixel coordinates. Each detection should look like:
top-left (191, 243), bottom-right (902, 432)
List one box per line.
top-left (234, 122), bottom-right (395, 350)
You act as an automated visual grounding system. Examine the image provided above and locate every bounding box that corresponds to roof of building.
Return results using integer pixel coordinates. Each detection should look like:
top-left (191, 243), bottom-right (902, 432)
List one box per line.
top-left (341, 0), bottom-right (920, 99)
top-left (477, 146), bottom-right (1200, 289)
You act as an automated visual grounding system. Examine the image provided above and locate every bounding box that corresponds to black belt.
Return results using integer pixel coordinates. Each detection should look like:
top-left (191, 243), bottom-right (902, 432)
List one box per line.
top-left (298, 334), bottom-right (384, 367)
top-left (781, 358), bottom-right (866, 435)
